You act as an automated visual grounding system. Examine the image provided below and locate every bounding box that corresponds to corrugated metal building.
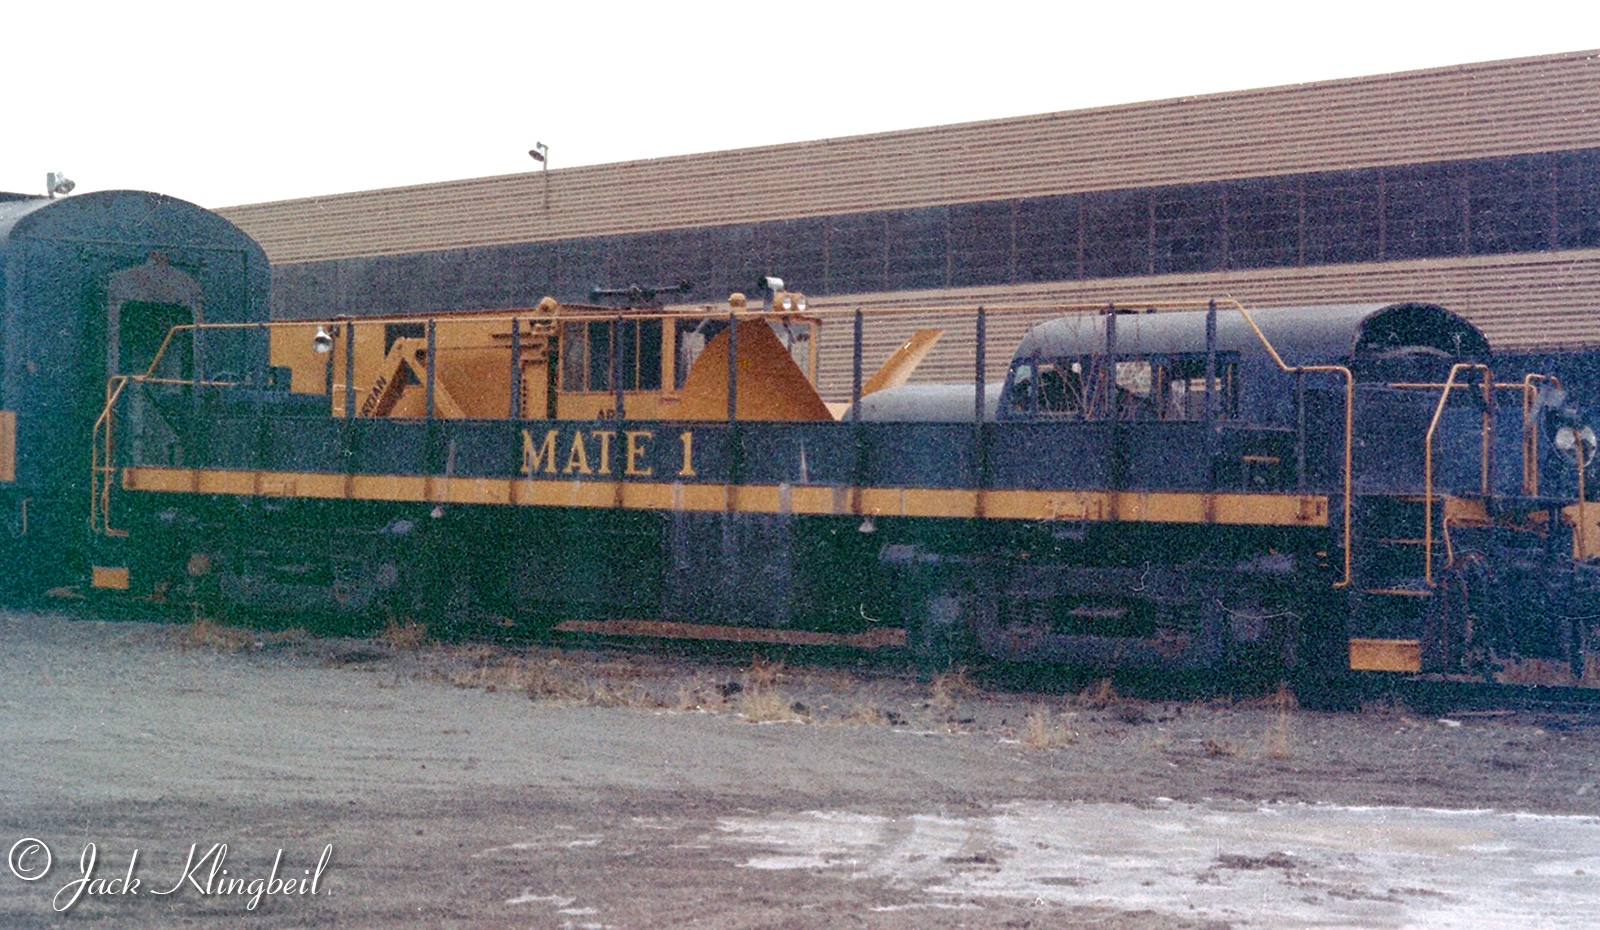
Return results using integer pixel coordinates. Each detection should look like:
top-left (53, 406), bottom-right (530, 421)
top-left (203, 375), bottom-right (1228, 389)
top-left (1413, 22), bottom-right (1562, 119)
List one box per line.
top-left (218, 50), bottom-right (1600, 394)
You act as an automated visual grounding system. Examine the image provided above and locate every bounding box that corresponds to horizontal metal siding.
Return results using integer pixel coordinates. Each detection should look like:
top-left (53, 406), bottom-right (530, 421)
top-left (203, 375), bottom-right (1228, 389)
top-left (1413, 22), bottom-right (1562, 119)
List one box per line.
top-left (220, 51), bottom-right (1600, 264)
top-left (790, 250), bottom-right (1600, 400)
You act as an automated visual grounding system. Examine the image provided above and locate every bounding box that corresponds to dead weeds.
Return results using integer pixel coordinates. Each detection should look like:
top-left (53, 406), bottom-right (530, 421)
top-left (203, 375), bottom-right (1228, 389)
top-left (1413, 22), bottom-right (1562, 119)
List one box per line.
top-left (1258, 684), bottom-right (1297, 759)
top-left (842, 703), bottom-right (892, 727)
top-left (1075, 678), bottom-right (1121, 709)
top-left (737, 688), bottom-right (805, 723)
top-left (735, 656), bottom-right (805, 723)
top-left (1020, 705), bottom-right (1078, 749)
top-left (175, 618), bottom-right (307, 653)
top-left (929, 666), bottom-right (975, 718)
top-left (377, 617), bottom-right (429, 651)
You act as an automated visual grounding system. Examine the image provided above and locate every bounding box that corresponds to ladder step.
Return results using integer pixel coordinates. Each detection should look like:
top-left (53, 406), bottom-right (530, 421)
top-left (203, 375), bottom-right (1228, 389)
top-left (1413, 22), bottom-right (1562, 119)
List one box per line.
top-left (1362, 587), bottom-right (1433, 597)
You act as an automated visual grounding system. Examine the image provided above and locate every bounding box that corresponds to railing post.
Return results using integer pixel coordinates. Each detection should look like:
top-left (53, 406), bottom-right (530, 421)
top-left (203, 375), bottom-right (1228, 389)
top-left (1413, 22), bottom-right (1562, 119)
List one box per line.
top-left (613, 313), bottom-right (626, 421)
top-left (1424, 363), bottom-right (1475, 587)
top-left (1296, 371), bottom-right (1307, 492)
top-left (342, 319), bottom-right (356, 418)
top-left (974, 307), bottom-right (987, 424)
top-left (850, 309), bottom-right (864, 422)
top-left (727, 311), bottom-right (740, 495)
top-left (1103, 304), bottom-right (1117, 418)
top-left (1481, 368), bottom-right (1495, 497)
top-left (425, 319), bottom-right (437, 421)
top-left (851, 309), bottom-right (865, 515)
top-left (727, 311), bottom-right (738, 424)
top-left (974, 307), bottom-right (989, 517)
top-left (256, 322), bottom-right (269, 473)
top-left (1577, 439), bottom-right (1589, 561)
top-left (323, 326), bottom-right (335, 400)
top-left (1206, 299), bottom-right (1219, 491)
top-left (509, 317), bottom-right (522, 420)
top-left (1205, 300), bottom-right (1218, 422)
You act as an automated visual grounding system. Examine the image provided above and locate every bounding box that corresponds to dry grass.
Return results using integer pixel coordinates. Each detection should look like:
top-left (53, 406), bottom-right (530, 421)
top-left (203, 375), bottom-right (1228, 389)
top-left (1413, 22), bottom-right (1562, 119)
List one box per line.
top-left (1258, 684), bottom-right (1297, 759)
top-left (731, 656), bottom-right (804, 722)
top-left (175, 619), bottom-right (307, 652)
top-left (842, 703), bottom-right (892, 727)
top-left (928, 666), bottom-right (974, 718)
top-left (438, 650), bottom-right (665, 709)
top-left (1075, 678), bottom-right (1120, 709)
top-left (1070, 677), bottom-right (1153, 725)
top-left (1359, 693), bottom-right (1416, 721)
top-left (737, 688), bottom-right (805, 723)
top-left (673, 676), bottom-right (738, 713)
top-left (444, 655), bottom-right (541, 693)
top-left (1238, 683), bottom-right (1300, 712)
top-left (1020, 706), bottom-right (1078, 749)
top-left (377, 617), bottom-right (429, 651)
top-left (743, 655), bottom-right (786, 690)
top-left (175, 618), bottom-right (257, 651)
top-left (583, 679), bottom-right (661, 709)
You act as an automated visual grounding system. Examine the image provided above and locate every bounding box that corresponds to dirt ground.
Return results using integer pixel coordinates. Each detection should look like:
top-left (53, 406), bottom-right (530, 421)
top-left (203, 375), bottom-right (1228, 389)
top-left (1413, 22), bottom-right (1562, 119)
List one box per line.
top-left (3, 610), bottom-right (1599, 928)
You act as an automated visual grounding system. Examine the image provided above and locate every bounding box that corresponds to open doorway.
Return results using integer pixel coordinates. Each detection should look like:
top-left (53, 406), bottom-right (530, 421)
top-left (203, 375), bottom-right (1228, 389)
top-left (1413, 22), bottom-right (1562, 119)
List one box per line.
top-left (116, 300), bottom-right (193, 379)
top-left (105, 253), bottom-right (202, 383)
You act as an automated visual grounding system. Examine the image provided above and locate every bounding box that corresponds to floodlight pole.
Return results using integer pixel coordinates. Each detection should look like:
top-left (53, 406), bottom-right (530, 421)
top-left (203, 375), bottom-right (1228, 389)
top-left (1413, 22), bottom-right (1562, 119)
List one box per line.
top-left (529, 142), bottom-right (550, 211)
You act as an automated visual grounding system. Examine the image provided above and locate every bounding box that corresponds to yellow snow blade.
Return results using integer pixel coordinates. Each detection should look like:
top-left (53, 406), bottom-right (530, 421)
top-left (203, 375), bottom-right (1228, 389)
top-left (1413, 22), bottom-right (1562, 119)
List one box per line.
top-left (671, 320), bottom-right (833, 421)
top-left (862, 329), bottom-right (943, 396)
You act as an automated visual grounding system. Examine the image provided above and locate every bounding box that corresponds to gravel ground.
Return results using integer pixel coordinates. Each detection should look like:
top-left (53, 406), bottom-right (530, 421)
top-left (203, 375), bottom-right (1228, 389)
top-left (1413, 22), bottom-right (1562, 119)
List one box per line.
top-left (2, 610), bottom-right (1598, 928)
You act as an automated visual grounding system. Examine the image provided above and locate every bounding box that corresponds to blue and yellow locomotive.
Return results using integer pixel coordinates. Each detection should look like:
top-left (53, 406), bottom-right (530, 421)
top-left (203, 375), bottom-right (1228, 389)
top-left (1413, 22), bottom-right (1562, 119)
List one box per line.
top-left (4, 189), bottom-right (1597, 696)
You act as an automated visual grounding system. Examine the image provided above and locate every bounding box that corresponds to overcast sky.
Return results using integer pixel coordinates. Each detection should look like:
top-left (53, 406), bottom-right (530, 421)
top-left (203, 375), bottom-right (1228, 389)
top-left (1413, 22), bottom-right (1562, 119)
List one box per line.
top-left (3, 1), bottom-right (1594, 209)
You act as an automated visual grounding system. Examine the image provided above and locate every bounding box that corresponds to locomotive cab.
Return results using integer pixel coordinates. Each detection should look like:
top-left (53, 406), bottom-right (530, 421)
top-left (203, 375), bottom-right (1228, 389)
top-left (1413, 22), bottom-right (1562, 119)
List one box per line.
top-left (974, 301), bottom-right (1597, 687)
top-left (0, 191), bottom-right (268, 600)
top-left (266, 290), bottom-right (833, 423)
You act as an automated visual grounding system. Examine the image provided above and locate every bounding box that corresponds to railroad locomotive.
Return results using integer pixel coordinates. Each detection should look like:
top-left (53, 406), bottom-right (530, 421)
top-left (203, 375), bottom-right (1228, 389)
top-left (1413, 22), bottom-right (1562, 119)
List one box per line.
top-left (0, 190), bottom-right (269, 600)
top-left (4, 190), bottom-right (1598, 694)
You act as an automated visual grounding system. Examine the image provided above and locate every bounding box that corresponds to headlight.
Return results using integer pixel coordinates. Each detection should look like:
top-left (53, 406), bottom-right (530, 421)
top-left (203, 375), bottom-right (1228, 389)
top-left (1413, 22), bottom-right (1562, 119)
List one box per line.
top-left (1556, 425), bottom-right (1598, 466)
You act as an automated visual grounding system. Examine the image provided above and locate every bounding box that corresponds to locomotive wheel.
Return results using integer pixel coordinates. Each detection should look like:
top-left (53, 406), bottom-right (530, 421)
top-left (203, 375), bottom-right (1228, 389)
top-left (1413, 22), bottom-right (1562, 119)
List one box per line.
top-left (907, 572), bottom-right (985, 672)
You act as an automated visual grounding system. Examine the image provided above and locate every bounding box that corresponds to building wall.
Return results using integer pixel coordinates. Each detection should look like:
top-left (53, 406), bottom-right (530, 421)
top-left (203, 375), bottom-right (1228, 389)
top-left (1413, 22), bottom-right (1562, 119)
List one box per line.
top-left (220, 51), bottom-right (1600, 262)
top-left (218, 50), bottom-right (1600, 387)
top-left (265, 147), bottom-right (1600, 305)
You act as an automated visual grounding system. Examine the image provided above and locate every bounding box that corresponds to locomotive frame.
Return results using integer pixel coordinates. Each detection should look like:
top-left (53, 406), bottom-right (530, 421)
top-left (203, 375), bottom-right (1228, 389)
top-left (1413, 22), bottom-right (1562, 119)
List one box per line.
top-left (83, 291), bottom-right (1600, 694)
top-left (4, 189), bottom-right (1598, 699)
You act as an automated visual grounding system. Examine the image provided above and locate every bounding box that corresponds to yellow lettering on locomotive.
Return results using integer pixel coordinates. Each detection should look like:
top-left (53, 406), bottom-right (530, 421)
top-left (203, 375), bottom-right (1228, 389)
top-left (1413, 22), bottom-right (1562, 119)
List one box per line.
top-left (565, 431), bottom-right (592, 475)
top-left (678, 430), bottom-right (696, 478)
top-left (625, 431), bottom-right (653, 477)
top-left (1045, 492), bottom-right (1103, 521)
top-left (591, 430), bottom-right (616, 476)
top-left (359, 374), bottom-right (389, 417)
top-left (521, 429), bottom-right (560, 475)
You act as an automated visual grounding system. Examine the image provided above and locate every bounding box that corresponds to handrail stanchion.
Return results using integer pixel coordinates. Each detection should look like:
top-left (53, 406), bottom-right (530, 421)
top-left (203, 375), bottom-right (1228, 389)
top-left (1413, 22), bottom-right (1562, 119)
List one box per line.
top-left (1225, 299), bottom-right (1354, 589)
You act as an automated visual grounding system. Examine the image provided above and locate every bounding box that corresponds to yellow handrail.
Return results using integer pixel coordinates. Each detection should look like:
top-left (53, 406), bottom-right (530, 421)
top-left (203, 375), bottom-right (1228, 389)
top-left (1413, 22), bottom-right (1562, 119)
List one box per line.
top-left (1422, 364), bottom-right (1490, 587)
top-left (1220, 298), bottom-right (1355, 589)
top-left (1521, 374), bottom-right (1561, 498)
top-left (1420, 368), bottom-right (1567, 584)
top-left (89, 376), bottom-right (131, 536)
top-left (90, 369), bottom-right (238, 537)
